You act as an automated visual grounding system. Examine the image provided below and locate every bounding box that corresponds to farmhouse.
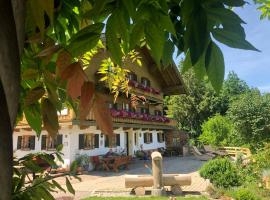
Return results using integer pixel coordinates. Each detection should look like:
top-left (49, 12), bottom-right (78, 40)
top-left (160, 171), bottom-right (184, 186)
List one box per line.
top-left (13, 48), bottom-right (186, 169)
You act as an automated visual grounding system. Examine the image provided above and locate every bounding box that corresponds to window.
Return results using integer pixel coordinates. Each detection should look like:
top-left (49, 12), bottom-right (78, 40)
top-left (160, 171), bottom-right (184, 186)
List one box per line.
top-left (41, 135), bottom-right (63, 150)
top-left (122, 102), bottom-right (130, 111)
top-left (127, 72), bottom-right (137, 82)
top-left (141, 77), bottom-right (150, 87)
top-left (141, 107), bottom-right (149, 114)
top-left (154, 110), bottom-right (162, 116)
top-left (144, 132), bottom-right (153, 144)
top-left (157, 132), bottom-right (165, 143)
top-left (17, 135), bottom-right (35, 150)
top-left (108, 102), bottom-right (118, 110)
top-left (105, 134), bottom-right (120, 147)
top-left (79, 134), bottom-right (99, 150)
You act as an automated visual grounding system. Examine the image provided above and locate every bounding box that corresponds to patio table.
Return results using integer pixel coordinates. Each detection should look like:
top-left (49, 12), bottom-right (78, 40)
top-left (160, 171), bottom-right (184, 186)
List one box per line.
top-left (101, 156), bottom-right (116, 171)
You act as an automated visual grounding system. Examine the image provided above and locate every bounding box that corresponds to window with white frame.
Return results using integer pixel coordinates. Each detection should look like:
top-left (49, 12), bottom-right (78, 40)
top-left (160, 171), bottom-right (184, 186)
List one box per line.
top-left (144, 132), bottom-right (153, 144)
top-left (79, 133), bottom-right (99, 150)
top-left (157, 132), bottom-right (165, 143)
top-left (17, 135), bottom-right (35, 150)
top-left (41, 135), bottom-right (63, 150)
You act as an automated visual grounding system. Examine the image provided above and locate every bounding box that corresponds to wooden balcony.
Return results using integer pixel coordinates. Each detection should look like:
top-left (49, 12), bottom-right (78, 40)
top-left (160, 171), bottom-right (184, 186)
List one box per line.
top-left (129, 87), bottom-right (163, 102)
top-left (84, 110), bottom-right (177, 130)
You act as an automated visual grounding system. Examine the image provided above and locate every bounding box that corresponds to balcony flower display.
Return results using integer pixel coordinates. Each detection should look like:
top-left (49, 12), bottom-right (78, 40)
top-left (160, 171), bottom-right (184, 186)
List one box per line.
top-left (110, 109), bottom-right (121, 117)
top-left (128, 80), bottom-right (160, 95)
top-left (109, 108), bottom-right (170, 123)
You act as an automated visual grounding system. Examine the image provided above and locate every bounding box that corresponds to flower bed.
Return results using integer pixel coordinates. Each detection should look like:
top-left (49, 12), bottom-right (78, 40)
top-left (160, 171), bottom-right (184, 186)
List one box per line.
top-left (128, 80), bottom-right (160, 95)
top-left (110, 109), bottom-right (170, 123)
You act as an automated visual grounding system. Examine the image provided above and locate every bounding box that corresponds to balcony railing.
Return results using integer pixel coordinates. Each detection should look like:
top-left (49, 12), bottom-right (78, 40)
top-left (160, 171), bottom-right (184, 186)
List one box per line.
top-left (128, 80), bottom-right (163, 100)
top-left (87, 109), bottom-right (177, 127)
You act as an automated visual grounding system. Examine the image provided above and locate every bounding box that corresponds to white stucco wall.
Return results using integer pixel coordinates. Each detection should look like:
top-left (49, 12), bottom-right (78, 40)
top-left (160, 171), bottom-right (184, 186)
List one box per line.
top-left (13, 126), bottom-right (166, 169)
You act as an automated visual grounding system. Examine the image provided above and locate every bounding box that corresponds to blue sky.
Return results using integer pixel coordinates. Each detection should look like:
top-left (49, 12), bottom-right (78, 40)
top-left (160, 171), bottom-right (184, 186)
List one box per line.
top-left (174, 1), bottom-right (270, 92)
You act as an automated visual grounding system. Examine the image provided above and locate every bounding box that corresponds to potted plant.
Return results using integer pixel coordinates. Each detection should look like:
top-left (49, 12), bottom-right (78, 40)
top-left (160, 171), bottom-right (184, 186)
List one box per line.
top-left (75, 154), bottom-right (90, 173)
top-left (262, 169), bottom-right (270, 189)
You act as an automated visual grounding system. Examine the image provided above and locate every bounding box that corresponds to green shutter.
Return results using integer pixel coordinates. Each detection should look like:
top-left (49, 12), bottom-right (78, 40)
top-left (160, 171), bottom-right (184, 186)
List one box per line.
top-left (116, 134), bottom-right (120, 146)
top-left (144, 133), bottom-right (147, 143)
top-left (79, 134), bottom-right (84, 149)
top-left (30, 136), bottom-right (35, 150)
top-left (41, 135), bottom-right (47, 150)
top-left (105, 135), bottom-right (109, 147)
top-left (94, 134), bottom-right (99, 148)
top-left (17, 136), bottom-right (22, 150)
top-left (57, 135), bottom-right (63, 145)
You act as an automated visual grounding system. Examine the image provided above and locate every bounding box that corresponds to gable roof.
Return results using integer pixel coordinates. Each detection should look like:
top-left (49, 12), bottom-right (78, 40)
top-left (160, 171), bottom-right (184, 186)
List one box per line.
top-left (140, 47), bottom-right (187, 95)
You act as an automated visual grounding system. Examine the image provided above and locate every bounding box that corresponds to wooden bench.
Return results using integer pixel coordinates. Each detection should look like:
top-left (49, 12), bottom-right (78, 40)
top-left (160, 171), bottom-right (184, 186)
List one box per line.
top-left (108, 156), bottom-right (132, 172)
top-left (125, 174), bottom-right (191, 195)
top-left (218, 147), bottom-right (252, 158)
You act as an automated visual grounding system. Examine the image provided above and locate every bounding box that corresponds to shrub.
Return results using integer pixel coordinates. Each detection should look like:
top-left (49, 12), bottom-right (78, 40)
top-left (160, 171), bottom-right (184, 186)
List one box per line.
top-left (232, 188), bottom-right (260, 200)
top-left (199, 158), bottom-right (241, 188)
top-left (252, 143), bottom-right (270, 178)
top-left (199, 114), bottom-right (234, 147)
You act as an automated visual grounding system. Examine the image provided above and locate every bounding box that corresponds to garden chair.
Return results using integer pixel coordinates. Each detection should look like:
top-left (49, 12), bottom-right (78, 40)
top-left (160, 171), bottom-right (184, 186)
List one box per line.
top-left (191, 146), bottom-right (215, 161)
top-left (91, 156), bottom-right (103, 170)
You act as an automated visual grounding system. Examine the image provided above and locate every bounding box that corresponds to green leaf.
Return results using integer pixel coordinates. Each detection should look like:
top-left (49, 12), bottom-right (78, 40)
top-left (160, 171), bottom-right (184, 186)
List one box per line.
top-left (162, 39), bottom-right (175, 67)
top-left (182, 50), bottom-right (206, 80)
top-left (24, 104), bottom-right (42, 137)
top-left (39, 0), bottom-right (54, 23)
top-left (67, 33), bottom-right (100, 57)
top-left (28, 0), bottom-right (45, 35)
top-left (105, 15), bottom-right (123, 65)
top-left (70, 161), bottom-right (78, 174)
top-left (206, 8), bottom-right (246, 25)
top-left (212, 28), bottom-right (259, 51)
top-left (182, 51), bottom-right (192, 73)
top-left (36, 186), bottom-right (55, 200)
top-left (66, 177), bottom-right (75, 195)
top-left (130, 21), bottom-right (145, 50)
top-left (70, 23), bottom-right (104, 42)
top-left (22, 69), bottom-right (39, 80)
top-left (184, 7), bottom-right (209, 65)
top-left (159, 13), bottom-right (176, 36)
top-left (52, 180), bottom-right (66, 193)
top-left (145, 23), bottom-right (165, 64)
top-left (205, 42), bottom-right (225, 92)
top-left (56, 144), bottom-right (63, 152)
top-left (113, 9), bottom-right (130, 53)
top-left (222, 0), bottom-right (246, 7)
top-left (55, 152), bottom-right (64, 163)
top-left (121, 0), bottom-right (135, 17)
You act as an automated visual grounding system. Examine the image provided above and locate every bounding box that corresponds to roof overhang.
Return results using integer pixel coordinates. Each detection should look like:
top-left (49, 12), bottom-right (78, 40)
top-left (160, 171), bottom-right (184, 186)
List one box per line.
top-left (140, 47), bottom-right (187, 95)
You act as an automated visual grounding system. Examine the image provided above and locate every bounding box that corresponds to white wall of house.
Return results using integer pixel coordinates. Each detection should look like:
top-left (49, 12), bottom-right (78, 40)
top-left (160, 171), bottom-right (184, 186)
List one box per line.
top-left (13, 126), bottom-right (166, 169)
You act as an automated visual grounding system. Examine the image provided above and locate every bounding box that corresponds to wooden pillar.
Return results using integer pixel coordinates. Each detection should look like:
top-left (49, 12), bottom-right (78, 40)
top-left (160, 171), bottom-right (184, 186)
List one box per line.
top-left (151, 151), bottom-right (165, 196)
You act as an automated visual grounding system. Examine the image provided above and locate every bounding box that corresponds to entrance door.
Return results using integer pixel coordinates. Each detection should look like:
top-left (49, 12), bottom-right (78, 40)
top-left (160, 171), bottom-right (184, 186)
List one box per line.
top-left (125, 132), bottom-right (129, 155)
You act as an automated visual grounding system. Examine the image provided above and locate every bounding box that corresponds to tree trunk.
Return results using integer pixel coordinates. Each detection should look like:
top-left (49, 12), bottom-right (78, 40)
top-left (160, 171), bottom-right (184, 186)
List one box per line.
top-left (0, 0), bottom-right (22, 199)
top-left (0, 82), bottom-right (13, 200)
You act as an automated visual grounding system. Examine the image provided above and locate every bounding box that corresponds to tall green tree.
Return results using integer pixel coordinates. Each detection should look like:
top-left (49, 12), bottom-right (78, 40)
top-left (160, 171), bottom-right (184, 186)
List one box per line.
top-left (166, 70), bottom-right (249, 138)
top-left (227, 89), bottom-right (270, 150)
top-left (199, 114), bottom-right (234, 147)
top-left (166, 70), bottom-right (223, 138)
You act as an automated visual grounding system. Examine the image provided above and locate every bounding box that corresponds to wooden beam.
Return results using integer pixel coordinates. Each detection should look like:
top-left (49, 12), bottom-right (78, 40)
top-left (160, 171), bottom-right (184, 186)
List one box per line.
top-left (163, 85), bottom-right (185, 95)
top-left (72, 120), bottom-right (175, 130)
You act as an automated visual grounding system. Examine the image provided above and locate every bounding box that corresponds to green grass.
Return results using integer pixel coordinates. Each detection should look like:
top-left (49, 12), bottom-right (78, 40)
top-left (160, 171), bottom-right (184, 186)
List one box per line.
top-left (82, 196), bottom-right (208, 200)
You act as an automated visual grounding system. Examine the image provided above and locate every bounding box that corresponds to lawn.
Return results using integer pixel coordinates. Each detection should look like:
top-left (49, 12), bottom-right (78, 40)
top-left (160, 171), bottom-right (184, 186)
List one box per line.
top-left (82, 196), bottom-right (208, 200)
